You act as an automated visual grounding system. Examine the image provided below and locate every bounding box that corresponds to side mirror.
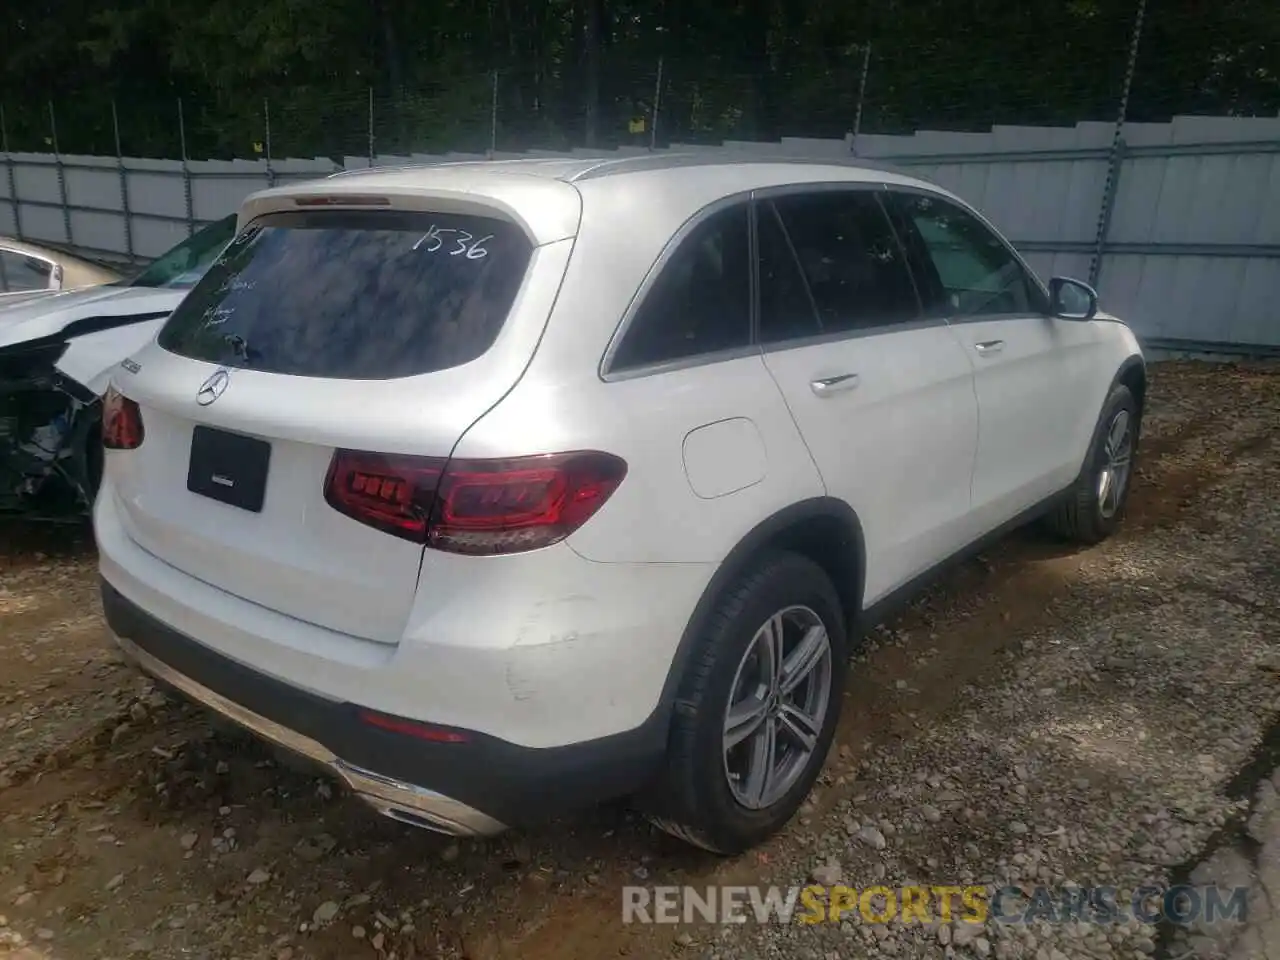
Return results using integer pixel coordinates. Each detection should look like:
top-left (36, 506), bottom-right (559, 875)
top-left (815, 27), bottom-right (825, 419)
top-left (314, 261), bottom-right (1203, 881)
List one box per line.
top-left (1049, 276), bottom-right (1098, 321)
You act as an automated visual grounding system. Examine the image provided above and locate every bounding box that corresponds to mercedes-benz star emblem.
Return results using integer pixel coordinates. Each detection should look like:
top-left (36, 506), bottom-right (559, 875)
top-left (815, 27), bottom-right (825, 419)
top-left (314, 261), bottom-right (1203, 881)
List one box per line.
top-left (196, 369), bottom-right (231, 406)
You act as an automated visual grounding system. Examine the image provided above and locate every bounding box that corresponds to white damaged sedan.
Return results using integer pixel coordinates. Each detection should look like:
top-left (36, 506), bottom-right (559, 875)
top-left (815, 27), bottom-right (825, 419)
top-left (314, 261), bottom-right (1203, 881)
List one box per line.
top-left (0, 215), bottom-right (235, 516)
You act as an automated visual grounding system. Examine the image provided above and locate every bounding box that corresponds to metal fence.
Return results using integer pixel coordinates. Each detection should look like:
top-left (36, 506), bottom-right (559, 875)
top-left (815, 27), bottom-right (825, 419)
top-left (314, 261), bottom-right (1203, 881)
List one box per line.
top-left (3, 114), bottom-right (1277, 356)
top-left (1, 0), bottom-right (1279, 358)
top-left (871, 121), bottom-right (1280, 355)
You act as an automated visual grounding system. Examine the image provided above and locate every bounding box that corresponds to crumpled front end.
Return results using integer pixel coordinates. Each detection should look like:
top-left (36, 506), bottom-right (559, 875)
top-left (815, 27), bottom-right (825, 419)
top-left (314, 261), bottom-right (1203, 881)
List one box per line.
top-left (0, 336), bottom-right (100, 517)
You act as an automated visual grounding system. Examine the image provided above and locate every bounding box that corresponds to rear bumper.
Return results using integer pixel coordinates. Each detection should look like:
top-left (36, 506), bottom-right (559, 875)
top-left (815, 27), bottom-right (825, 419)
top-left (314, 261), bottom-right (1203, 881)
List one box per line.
top-left (102, 580), bottom-right (667, 833)
top-left (95, 475), bottom-right (710, 748)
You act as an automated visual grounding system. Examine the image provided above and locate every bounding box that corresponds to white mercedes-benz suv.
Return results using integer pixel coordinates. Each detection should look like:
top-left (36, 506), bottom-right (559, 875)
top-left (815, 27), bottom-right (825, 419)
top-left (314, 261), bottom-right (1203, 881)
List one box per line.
top-left (95, 155), bottom-right (1144, 854)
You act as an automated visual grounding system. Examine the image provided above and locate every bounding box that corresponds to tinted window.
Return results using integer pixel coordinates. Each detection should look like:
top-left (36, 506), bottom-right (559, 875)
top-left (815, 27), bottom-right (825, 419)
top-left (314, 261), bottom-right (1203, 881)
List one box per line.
top-left (158, 209), bottom-right (533, 380)
top-left (757, 202), bottom-right (822, 343)
top-left (129, 215), bottom-right (238, 290)
top-left (0, 251), bottom-right (52, 293)
top-left (771, 192), bottom-right (920, 334)
top-left (893, 193), bottom-right (1045, 317)
top-left (610, 204), bottom-right (750, 371)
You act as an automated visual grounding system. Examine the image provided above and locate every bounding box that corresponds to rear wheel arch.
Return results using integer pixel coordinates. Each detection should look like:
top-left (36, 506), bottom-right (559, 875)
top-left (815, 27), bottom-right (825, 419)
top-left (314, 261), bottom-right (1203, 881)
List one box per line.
top-left (657, 497), bottom-right (866, 714)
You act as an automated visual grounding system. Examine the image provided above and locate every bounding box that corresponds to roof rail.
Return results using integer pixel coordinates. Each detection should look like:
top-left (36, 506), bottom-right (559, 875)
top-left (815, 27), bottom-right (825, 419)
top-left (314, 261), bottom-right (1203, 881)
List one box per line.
top-left (569, 151), bottom-right (913, 182)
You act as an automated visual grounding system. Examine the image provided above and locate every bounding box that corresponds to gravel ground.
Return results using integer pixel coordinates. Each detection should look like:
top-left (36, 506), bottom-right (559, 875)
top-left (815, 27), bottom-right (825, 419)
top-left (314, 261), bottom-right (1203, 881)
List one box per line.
top-left (0, 359), bottom-right (1276, 960)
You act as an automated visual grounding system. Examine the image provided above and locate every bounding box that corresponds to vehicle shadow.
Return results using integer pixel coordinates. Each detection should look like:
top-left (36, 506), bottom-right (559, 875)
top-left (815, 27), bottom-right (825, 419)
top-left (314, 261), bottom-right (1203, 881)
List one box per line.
top-left (0, 517), bottom-right (95, 565)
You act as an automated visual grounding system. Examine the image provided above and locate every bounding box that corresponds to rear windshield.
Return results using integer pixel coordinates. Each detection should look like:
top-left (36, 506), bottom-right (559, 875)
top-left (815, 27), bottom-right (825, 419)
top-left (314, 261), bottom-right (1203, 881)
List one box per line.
top-left (156, 209), bottom-right (533, 379)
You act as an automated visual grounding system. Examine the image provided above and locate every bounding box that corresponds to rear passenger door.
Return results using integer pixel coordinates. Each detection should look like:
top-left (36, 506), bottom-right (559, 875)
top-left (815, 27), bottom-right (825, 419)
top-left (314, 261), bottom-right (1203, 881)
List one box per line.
top-left (755, 188), bottom-right (980, 607)
top-left (885, 190), bottom-right (1101, 530)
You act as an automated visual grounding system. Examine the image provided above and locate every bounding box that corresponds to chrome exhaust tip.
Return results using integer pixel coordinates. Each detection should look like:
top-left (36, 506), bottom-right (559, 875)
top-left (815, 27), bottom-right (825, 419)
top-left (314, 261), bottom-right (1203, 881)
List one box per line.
top-left (366, 801), bottom-right (470, 836)
top-left (336, 761), bottom-right (507, 838)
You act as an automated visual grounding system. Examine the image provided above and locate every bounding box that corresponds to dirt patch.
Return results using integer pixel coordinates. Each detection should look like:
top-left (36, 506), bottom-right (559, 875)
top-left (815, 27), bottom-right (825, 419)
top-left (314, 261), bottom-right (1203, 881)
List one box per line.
top-left (0, 360), bottom-right (1278, 960)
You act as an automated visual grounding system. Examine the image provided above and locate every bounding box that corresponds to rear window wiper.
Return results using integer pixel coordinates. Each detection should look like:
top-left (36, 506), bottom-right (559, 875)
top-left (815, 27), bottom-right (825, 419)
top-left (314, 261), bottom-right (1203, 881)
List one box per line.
top-left (222, 334), bottom-right (261, 365)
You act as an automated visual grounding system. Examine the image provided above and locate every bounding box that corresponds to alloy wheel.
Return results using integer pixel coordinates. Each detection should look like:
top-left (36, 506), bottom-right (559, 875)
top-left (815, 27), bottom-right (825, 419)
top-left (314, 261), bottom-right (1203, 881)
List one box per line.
top-left (1097, 408), bottom-right (1134, 520)
top-left (722, 605), bottom-right (833, 810)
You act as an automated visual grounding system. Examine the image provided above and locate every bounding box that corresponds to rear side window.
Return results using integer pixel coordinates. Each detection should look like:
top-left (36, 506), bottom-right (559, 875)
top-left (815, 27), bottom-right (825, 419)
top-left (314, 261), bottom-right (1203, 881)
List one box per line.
top-left (609, 203), bottom-right (751, 371)
top-left (770, 191), bottom-right (920, 334)
top-left (157, 210), bottom-right (533, 380)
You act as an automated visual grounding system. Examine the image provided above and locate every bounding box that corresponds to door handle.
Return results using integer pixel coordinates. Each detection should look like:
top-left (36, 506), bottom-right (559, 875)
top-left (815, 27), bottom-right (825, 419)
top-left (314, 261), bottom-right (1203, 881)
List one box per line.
top-left (974, 340), bottom-right (1005, 356)
top-left (810, 373), bottom-right (859, 397)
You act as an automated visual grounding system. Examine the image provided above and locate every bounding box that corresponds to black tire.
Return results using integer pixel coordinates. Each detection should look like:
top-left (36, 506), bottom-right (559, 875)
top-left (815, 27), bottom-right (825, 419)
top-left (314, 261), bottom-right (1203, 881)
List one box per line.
top-left (644, 551), bottom-right (848, 854)
top-left (1045, 383), bottom-right (1140, 544)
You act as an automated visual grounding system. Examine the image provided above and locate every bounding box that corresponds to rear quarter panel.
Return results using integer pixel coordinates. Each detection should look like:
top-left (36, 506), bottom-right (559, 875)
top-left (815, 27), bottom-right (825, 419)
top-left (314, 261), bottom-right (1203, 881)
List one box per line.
top-left (457, 358), bottom-right (825, 564)
top-left (452, 170), bottom-right (825, 565)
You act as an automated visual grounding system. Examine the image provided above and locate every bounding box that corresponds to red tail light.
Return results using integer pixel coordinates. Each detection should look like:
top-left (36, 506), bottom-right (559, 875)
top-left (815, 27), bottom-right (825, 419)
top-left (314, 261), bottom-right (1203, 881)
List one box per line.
top-left (324, 450), bottom-right (627, 555)
top-left (357, 709), bottom-right (469, 743)
top-left (323, 450), bottom-right (444, 541)
top-left (102, 386), bottom-right (145, 450)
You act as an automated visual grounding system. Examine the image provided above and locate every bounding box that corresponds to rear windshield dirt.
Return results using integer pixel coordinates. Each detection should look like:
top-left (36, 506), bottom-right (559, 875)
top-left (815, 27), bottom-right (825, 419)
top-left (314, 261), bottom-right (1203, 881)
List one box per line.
top-left (157, 209), bottom-right (533, 379)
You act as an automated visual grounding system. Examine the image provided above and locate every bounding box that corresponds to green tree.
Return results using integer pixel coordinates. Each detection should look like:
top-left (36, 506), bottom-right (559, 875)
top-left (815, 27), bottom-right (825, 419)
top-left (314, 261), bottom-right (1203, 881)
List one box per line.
top-left (1, 0), bottom-right (1275, 158)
